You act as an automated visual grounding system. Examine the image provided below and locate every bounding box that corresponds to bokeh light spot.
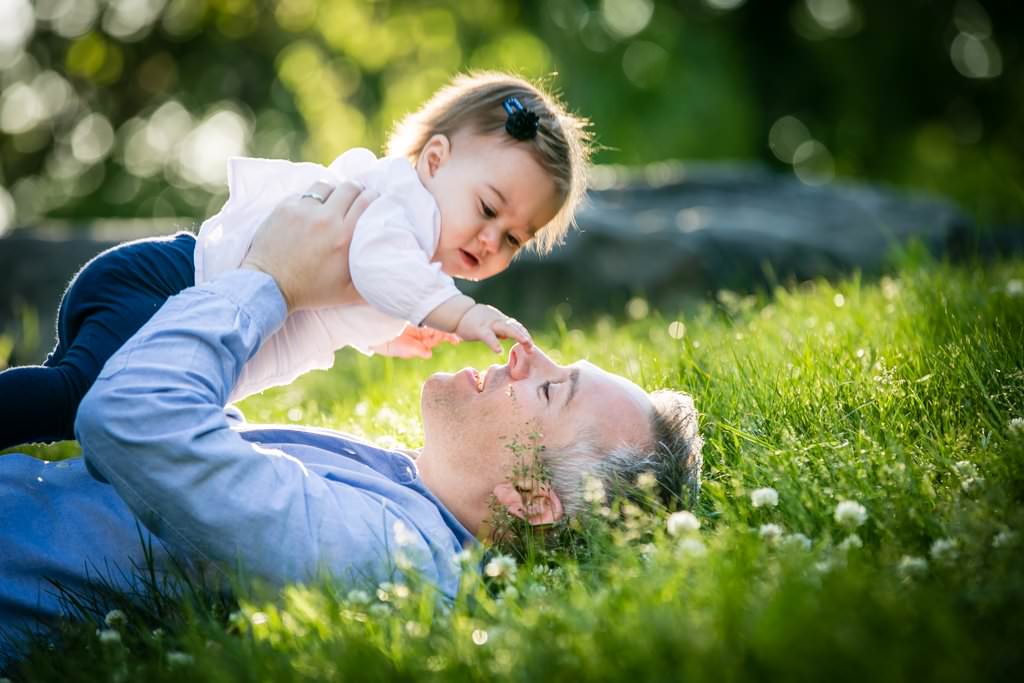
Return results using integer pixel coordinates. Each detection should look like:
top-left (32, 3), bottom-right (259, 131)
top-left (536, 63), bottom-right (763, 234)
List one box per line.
top-left (0, 82), bottom-right (46, 134)
top-left (792, 140), bottom-right (835, 185)
top-left (626, 297), bottom-right (650, 320)
top-left (600, 0), bottom-right (654, 39)
top-left (0, 186), bottom-right (16, 237)
top-left (0, 0), bottom-right (35, 57)
top-left (71, 113), bottom-right (115, 164)
top-left (769, 115), bottom-right (811, 164)
top-left (950, 32), bottom-right (1002, 79)
top-left (622, 41), bottom-right (669, 89)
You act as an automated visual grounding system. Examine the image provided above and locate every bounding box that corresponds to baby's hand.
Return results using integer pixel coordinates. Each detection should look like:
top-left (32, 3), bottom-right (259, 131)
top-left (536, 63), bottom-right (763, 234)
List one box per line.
top-left (369, 323), bottom-right (461, 359)
top-left (455, 304), bottom-right (532, 354)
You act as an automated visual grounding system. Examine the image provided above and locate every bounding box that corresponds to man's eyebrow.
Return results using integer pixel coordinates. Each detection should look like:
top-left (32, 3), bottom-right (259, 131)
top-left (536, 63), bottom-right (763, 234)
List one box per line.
top-left (486, 183), bottom-right (507, 205)
top-left (561, 368), bottom-right (580, 412)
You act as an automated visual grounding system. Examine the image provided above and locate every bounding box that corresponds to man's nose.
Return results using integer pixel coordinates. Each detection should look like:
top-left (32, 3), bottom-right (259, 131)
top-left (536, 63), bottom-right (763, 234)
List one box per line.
top-left (508, 342), bottom-right (555, 380)
top-left (507, 343), bottom-right (530, 380)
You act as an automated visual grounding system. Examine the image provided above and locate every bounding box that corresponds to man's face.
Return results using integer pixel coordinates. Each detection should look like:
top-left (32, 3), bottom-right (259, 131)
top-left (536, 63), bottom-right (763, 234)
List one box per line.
top-left (420, 344), bottom-right (653, 490)
top-left (418, 131), bottom-right (560, 281)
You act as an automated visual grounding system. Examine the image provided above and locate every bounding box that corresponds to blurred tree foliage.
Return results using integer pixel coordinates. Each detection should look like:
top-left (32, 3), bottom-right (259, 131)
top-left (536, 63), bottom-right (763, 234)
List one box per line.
top-left (0, 0), bottom-right (1020, 231)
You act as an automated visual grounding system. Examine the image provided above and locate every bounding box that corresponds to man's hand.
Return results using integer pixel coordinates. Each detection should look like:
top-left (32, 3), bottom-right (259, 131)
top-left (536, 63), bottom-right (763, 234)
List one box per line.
top-left (241, 180), bottom-right (378, 313)
top-left (368, 323), bottom-right (461, 359)
top-left (455, 303), bottom-right (532, 354)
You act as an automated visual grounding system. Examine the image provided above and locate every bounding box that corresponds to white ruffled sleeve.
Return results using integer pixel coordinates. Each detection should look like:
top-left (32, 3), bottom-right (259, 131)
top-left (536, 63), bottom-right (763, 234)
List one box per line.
top-left (195, 157), bottom-right (336, 283)
top-left (348, 158), bottom-right (461, 325)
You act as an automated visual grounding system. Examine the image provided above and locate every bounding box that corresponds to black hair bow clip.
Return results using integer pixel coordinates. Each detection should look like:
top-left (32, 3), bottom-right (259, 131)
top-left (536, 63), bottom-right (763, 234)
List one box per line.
top-left (503, 96), bottom-right (539, 141)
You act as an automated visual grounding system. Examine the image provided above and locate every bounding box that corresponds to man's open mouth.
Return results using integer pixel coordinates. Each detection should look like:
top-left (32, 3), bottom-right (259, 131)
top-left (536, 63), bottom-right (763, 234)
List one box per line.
top-left (474, 368), bottom-right (488, 392)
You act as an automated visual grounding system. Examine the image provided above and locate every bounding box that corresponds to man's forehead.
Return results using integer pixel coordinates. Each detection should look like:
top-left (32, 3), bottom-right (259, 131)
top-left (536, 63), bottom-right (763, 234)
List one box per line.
top-left (571, 360), bottom-right (651, 422)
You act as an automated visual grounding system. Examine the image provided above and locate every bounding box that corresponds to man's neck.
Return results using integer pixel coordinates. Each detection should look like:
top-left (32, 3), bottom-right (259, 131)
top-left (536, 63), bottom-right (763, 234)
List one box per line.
top-left (415, 448), bottom-right (486, 539)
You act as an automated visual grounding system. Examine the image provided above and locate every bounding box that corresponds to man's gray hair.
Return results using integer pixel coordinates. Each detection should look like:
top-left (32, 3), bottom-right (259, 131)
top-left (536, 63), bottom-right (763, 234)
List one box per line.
top-left (540, 389), bottom-right (704, 517)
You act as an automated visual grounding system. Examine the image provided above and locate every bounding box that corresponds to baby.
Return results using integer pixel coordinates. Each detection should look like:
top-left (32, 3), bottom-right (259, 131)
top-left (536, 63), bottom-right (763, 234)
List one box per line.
top-left (0, 72), bottom-right (591, 447)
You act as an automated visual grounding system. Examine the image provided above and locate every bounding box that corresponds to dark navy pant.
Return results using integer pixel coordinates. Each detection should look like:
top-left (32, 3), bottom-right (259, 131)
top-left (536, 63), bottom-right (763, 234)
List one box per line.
top-left (0, 232), bottom-right (196, 449)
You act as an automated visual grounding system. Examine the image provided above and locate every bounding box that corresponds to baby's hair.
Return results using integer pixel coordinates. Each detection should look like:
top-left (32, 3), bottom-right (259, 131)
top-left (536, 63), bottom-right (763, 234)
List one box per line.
top-left (387, 71), bottom-right (592, 254)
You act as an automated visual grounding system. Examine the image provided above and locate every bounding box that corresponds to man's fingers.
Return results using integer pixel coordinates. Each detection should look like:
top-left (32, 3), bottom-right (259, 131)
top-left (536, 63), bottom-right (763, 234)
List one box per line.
top-left (319, 179), bottom-right (359, 209)
top-left (300, 180), bottom-right (336, 205)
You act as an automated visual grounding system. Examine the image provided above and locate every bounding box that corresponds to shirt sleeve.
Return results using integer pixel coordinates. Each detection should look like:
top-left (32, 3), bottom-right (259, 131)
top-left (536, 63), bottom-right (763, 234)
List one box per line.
top-left (74, 270), bottom-right (441, 588)
top-left (349, 196), bottom-right (462, 326)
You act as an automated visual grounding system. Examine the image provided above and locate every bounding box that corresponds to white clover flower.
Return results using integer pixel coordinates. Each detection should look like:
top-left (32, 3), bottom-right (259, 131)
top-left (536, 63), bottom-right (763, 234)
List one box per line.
top-left (636, 471), bottom-right (657, 490)
top-left (151, 628), bottom-right (165, 639)
top-left (898, 555), bottom-right (929, 578)
top-left (759, 523), bottom-right (783, 542)
top-left (993, 529), bottom-right (1018, 548)
top-left (97, 628), bottom-right (121, 645)
top-left (929, 538), bottom-right (958, 562)
top-left (166, 651), bottom-right (194, 667)
top-left (484, 554), bottom-right (518, 581)
top-left (781, 532), bottom-right (812, 551)
top-left (666, 510), bottom-right (700, 537)
top-left (392, 520), bottom-right (419, 547)
top-left (834, 500), bottom-right (868, 528)
top-left (1006, 279), bottom-right (1024, 297)
top-left (368, 603), bottom-right (391, 617)
top-left (391, 583), bottom-right (411, 600)
top-left (961, 476), bottom-right (985, 493)
top-left (347, 589), bottom-right (371, 605)
top-left (750, 487), bottom-right (779, 508)
top-left (582, 475), bottom-right (606, 504)
top-left (1009, 417), bottom-right (1024, 436)
top-left (953, 460), bottom-right (978, 479)
top-left (677, 537), bottom-right (707, 558)
top-left (104, 609), bottom-right (127, 629)
top-left (813, 559), bottom-right (834, 574)
top-left (452, 549), bottom-right (475, 569)
top-left (838, 533), bottom-right (863, 551)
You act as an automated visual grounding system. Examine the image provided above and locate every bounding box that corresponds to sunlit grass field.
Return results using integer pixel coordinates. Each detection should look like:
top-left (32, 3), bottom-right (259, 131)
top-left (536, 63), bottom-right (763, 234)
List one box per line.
top-left (5, 255), bottom-right (1024, 682)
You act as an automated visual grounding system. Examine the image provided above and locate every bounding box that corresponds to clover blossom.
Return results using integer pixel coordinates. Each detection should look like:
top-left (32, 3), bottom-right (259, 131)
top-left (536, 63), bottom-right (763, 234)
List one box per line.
top-left (751, 487), bottom-right (779, 508)
top-left (104, 609), bottom-right (127, 629)
top-left (484, 554), bottom-right (518, 581)
top-left (929, 538), bottom-right (958, 562)
top-left (759, 523), bottom-right (783, 542)
top-left (666, 510), bottom-right (700, 536)
top-left (834, 500), bottom-right (867, 528)
top-left (898, 555), bottom-right (929, 578)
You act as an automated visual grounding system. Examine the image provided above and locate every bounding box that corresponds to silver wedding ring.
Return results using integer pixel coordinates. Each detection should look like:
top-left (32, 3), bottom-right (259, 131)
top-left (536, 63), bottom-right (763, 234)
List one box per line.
top-left (301, 191), bottom-right (327, 204)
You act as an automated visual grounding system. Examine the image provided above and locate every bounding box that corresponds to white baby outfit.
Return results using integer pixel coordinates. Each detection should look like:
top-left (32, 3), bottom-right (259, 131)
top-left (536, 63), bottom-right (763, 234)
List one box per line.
top-left (194, 148), bottom-right (460, 402)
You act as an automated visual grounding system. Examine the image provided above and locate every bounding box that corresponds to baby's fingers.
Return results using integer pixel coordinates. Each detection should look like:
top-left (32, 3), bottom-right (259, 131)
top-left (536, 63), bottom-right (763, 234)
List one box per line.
top-left (493, 317), bottom-right (533, 348)
top-left (478, 328), bottom-right (502, 354)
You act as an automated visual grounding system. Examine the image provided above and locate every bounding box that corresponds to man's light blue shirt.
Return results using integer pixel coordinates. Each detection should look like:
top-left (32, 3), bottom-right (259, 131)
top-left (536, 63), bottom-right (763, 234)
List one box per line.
top-left (0, 270), bottom-right (474, 660)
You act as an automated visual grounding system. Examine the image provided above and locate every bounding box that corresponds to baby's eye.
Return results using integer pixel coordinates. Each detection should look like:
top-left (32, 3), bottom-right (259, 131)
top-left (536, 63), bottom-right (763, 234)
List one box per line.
top-left (505, 233), bottom-right (522, 249)
top-left (480, 201), bottom-right (497, 219)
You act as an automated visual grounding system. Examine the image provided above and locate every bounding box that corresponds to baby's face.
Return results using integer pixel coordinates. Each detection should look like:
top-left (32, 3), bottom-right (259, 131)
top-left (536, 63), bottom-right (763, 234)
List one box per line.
top-left (417, 131), bottom-right (561, 281)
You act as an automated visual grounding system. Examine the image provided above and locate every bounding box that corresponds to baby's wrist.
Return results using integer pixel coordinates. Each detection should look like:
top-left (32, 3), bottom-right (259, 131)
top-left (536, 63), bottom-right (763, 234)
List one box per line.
top-left (423, 294), bottom-right (476, 333)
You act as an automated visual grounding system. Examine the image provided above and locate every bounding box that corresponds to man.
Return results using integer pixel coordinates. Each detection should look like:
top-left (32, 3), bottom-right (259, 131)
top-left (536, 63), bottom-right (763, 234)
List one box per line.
top-left (0, 181), bottom-right (702, 659)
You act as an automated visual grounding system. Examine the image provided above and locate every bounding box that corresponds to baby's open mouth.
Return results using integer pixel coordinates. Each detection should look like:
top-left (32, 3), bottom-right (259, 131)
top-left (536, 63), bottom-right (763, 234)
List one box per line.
top-left (459, 249), bottom-right (479, 268)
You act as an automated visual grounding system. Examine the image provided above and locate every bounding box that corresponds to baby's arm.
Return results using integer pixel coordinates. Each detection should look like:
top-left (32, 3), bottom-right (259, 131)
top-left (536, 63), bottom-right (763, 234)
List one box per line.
top-left (423, 295), bottom-right (532, 354)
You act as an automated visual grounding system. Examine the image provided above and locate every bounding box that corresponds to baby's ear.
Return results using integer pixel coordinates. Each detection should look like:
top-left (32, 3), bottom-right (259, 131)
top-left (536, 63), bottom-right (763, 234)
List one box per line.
top-left (418, 134), bottom-right (451, 178)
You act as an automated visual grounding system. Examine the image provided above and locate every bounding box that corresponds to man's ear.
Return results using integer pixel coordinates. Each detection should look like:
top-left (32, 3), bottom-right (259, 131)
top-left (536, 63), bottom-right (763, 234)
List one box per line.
top-left (492, 481), bottom-right (565, 526)
top-left (417, 134), bottom-right (451, 179)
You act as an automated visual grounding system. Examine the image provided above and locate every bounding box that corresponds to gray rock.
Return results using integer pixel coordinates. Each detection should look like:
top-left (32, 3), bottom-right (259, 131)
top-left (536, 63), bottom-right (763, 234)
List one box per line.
top-left (461, 162), bottom-right (970, 320)
top-left (0, 164), bottom-right (971, 360)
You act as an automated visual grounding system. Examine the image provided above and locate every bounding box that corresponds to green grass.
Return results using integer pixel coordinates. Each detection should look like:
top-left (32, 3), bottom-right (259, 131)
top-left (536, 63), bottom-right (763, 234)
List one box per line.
top-left (4, 256), bottom-right (1024, 682)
